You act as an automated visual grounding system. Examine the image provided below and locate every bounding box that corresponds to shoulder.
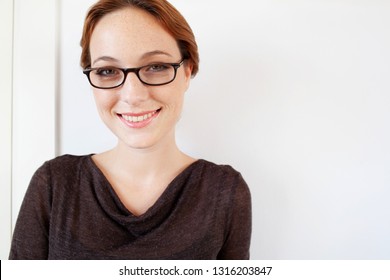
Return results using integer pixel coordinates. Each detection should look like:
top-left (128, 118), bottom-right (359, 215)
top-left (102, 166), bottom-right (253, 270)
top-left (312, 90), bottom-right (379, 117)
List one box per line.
top-left (32, 154), bottom-right (93, 187)
top-left (40, 154), bottom-right (92, 174)
top-left (44, 154), bottom-right (91, 169)
top-left (20, 154), bottom-right (92, 214)
top-left (195, 159), bottom-right (250, 199)
top-left (196, 160), bottom-right (252, 249)
top-left (197, 159), bottom-right (247, 184)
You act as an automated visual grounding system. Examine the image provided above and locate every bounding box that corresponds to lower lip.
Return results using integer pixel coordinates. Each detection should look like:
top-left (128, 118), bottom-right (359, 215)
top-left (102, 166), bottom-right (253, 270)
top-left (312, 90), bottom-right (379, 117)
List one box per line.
top-left (118, 110), bottom-right (160, 129)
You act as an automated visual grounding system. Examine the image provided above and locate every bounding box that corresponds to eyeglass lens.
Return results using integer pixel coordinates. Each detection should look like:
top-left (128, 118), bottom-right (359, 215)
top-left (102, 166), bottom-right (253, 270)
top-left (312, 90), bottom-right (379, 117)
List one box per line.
top-left (88, 63), bottom-right (179, 88)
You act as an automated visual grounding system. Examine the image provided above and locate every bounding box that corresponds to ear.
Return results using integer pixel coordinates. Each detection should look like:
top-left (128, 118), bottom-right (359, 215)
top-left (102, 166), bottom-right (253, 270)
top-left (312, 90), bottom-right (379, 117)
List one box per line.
top-left (183, 61), bottom-right (193, 91)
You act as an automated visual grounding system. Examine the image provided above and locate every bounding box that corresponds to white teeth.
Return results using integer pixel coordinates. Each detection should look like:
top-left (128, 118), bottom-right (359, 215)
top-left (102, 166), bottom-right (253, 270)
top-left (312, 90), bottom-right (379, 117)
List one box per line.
top-left (121, 111), bottom-right (157, 123)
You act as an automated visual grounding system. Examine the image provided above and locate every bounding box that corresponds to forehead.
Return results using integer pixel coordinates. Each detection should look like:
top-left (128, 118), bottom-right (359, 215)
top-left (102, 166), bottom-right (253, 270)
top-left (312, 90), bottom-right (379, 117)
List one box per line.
top-left (90, 7), bottom-right (181, 64)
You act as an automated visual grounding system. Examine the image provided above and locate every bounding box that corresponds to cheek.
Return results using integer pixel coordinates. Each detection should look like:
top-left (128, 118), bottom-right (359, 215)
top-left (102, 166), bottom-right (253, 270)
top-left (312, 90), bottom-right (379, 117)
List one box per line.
top-left (167, 93), bottom-right (185, 123)
top-left (93, 91), bottom-right (117, 117)
top-left (157, 88), bottom-right (184, 110)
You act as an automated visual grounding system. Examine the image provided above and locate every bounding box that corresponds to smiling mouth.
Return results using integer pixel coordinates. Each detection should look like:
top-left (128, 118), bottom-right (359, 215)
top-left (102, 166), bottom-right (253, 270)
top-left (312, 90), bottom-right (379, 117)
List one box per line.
top-left (118, 108), bottom-right (161, 125)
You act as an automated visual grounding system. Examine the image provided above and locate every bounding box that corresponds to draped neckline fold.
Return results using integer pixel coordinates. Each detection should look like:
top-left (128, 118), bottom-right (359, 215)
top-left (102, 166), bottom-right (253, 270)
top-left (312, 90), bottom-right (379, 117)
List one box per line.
top-left (87, 155), bottom-right (204, 236)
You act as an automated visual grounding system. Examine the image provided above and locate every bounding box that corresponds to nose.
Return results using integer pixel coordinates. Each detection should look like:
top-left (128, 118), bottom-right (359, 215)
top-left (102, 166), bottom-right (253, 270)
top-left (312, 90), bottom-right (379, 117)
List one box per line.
top-left (119, 72), bottom-right (149, 105)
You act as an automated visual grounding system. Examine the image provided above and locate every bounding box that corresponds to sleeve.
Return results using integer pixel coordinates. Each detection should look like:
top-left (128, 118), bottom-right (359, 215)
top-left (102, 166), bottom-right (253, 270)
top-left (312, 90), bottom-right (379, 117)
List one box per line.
top-left (9, 162), bottom-right (52, 260)
top-left (217, 174), bottom-right (252, 260)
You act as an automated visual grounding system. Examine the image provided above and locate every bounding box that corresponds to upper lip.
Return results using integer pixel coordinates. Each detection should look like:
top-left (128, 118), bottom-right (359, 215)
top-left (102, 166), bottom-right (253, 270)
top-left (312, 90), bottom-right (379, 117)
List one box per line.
top-left (118, 108), bottom-right (161, 117)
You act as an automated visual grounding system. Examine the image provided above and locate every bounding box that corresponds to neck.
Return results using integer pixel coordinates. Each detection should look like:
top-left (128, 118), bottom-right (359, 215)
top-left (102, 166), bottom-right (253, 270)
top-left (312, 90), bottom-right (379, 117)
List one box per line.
top-left (99, 135), bottom-right (195, 186)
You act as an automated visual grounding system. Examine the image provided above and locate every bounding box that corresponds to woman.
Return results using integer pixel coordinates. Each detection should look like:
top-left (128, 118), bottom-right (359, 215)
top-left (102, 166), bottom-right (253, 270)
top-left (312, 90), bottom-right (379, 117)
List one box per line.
top-left (9, 0), bottom-right (251, 259)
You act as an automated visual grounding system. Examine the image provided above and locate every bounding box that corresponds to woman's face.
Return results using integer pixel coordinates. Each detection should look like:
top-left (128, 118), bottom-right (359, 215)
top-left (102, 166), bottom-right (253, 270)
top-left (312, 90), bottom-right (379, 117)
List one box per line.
top-left (89, 7), bottom-right (192, 150)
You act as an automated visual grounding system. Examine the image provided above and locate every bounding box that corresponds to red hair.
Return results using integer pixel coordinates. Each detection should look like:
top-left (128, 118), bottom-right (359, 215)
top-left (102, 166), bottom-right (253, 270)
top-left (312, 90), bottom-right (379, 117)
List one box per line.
top-left (80, 0), bottom-right (199, 77)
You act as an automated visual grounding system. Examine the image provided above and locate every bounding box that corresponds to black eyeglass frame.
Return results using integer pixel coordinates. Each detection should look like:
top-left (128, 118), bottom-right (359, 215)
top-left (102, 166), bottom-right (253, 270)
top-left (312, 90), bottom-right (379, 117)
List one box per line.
top-left (83, 59), bottom-right (185, 89)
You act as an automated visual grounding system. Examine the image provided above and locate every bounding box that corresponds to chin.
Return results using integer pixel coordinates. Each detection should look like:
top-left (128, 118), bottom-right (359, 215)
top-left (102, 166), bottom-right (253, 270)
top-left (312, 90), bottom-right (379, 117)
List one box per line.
top-left (117, 132), bottom-right (169, 151)
top-left (112, 121), bottom-right (175, 151)
top-left (119, 138), bottom-right (157, 150)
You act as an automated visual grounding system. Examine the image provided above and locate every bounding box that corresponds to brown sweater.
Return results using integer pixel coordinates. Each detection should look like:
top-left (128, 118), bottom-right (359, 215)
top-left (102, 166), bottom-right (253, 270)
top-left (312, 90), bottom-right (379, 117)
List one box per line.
top-left (9, 155), bottom-right (251, 259)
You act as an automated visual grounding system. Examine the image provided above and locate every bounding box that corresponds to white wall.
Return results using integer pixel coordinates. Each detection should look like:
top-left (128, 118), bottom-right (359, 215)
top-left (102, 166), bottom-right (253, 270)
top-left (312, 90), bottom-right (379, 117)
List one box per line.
top-left (7, 0), bottom-right (390, 260)
top-left (174, 0), bottom-right (390, 259)
top-left (0, 0), bottom-right (14, 260)
top-left (0, 0), bottom-right (57, 259)
top-left (12, 0), bottom-right (57, 224)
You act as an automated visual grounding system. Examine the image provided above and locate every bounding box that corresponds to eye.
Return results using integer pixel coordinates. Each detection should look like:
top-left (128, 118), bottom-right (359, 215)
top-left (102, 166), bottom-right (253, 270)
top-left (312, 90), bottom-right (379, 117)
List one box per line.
top-left (94, 67), bottom-right (121, 77)
top-left (144, 63), bottom-right (170, 73)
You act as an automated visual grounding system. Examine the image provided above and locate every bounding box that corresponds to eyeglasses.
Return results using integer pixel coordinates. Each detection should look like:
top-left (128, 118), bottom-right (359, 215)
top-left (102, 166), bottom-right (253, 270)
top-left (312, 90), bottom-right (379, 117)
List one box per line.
top-left (83, 59), bottom-right (185, 89)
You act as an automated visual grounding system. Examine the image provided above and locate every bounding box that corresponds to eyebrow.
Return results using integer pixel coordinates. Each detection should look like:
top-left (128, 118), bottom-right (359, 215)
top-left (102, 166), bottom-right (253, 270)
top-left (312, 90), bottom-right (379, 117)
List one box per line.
top-left (92, 56), bottom-right (120, 65)
top-left (92, 51), bottom-right (173, 66)
top-left (140, 50), bottom-right (173, 59)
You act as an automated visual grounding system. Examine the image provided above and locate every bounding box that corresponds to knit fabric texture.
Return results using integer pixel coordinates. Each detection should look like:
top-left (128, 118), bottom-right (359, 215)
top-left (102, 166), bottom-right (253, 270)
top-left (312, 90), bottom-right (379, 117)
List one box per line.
top-left (9, 155), bottom-right (251, 259)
